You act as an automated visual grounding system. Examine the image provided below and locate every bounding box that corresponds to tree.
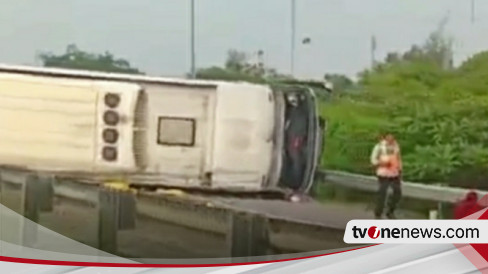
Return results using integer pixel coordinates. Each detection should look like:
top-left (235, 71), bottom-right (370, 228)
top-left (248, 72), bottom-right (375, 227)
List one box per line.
top-left (385, 52), bottom-right (401, 64)
top-left (380, 16), bottom-right (453, 70)
top-left (422, 15), bottom-right (454, 70)
top-left (38, 44), bottom-right (143, 74)
top-left (197, 49), bottom-right (292, 82)
top-left (324, 74), bottom-right (354, 93)
top-left (402, 45), bottom-right (425, 62)
top-left (225, 49), bottom-right (248, 72)
top-left (195, 66), bottom-right (266, 83)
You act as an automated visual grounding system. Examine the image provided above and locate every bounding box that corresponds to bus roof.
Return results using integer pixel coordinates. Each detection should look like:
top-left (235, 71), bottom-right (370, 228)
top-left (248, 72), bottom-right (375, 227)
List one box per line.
top-left (0, 63), bottom-right (264, 89)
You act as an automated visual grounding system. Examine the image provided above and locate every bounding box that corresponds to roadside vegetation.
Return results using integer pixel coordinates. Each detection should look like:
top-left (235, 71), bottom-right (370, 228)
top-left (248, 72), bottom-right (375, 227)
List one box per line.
top-left (322, 24), bottom-right (488, 190)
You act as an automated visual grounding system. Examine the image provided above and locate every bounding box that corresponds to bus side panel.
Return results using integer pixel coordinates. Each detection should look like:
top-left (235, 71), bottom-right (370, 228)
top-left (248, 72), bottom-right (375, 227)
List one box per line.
top-left (144, 84), bottom-right (216, 187)
top-left (210, 84), bottom-right (275, 190)
top-left (0, 74), bottom-right (98, 171)
top-left (93, 82), bottom-right (141, 171)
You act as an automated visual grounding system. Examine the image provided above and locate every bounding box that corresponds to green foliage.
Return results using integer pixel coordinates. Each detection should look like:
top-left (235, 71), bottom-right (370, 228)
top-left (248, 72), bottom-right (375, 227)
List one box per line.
top-left (197, 49), bottom-right (293, 82)
top-left (195, 49), bottom-right (335, 98)
top-left (324, 73), bottom-right (354, 93)
top-left (196, 66), bottom-right (266, 83)
top-left (381, 15), bottom-right (454, 70)
top-left (322, 31), bottom-right (488, 188)
top-left (38, 44), bottom-right (143, 74)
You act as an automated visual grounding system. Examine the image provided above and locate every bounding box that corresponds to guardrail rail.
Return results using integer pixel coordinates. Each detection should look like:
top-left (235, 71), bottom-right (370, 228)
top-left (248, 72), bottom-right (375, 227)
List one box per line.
top-left (322, 169), bottom-right (488, 206)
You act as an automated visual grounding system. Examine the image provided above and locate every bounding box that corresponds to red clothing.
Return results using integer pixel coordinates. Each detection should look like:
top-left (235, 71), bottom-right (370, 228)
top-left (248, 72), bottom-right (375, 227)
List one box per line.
top-left (454, 191), bottom-right (483, 219)
top-left (288, 136), bottom-right (305, 153)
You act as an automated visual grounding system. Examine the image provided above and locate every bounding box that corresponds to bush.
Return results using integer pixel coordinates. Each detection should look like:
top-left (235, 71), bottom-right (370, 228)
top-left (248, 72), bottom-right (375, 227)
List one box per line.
top-left (321, 54), bottom-right (488, 189)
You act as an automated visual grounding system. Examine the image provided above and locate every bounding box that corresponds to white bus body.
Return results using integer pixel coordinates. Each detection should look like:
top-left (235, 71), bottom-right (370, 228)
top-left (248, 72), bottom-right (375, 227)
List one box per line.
top-left (0, 64), bottom-right (322, 193)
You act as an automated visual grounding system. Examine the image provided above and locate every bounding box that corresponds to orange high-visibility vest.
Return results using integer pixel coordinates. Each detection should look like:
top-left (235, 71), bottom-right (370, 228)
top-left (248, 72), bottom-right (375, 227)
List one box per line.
top-left (371, 141), bottom-right (402, 178)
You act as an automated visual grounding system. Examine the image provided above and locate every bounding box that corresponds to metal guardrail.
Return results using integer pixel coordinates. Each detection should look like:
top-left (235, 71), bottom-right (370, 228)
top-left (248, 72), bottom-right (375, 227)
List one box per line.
top-left (44, 175), bottom-right (349, 253)
top-left (5, 166), bottom-right (486, 206)
top-left (323, 170), bottom-right (488, 205)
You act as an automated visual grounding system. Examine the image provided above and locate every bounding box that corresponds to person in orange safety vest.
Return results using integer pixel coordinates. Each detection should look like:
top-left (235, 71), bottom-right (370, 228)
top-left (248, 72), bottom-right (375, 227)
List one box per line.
top-left (370, 133), bottom-right (402, 219)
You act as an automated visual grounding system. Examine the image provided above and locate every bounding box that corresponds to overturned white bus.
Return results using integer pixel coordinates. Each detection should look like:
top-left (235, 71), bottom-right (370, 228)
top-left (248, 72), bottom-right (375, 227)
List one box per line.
top-left (0, 64), bottom-right (327, 194)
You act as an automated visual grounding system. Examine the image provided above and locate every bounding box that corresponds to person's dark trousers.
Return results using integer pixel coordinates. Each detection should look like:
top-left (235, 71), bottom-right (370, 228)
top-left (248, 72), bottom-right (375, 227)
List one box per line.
top-left (286, 136), bottom-right (306, 189)
top-left (375, 176), bottom-right (402, 218)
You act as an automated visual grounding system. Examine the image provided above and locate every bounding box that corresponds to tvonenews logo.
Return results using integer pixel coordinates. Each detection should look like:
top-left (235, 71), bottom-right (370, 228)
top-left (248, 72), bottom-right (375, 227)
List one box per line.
top-left (344, 220), bottom-right (488, 244)
top-left (368, 226), bottom-right (380, 239)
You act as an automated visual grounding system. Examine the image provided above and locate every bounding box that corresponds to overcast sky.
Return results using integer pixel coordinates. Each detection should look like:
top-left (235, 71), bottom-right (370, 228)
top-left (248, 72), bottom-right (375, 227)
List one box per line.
top-left (1, 0), bottom-right (488, 79)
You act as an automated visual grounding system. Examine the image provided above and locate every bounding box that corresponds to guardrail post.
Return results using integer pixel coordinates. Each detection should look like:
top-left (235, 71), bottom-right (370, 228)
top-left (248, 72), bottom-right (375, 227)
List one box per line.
top-left (22, 174), bottom-right (41, 246)
top-left (37, 176), bottom-right (54, 212)
top-left (429, 209), bottom-right (438, 220)
top-left (24, 175), bottom-right (39, 223)
top-left (434, 183), bottom-right (446, 219)
top-left (24, 174), bottom-right (54, 247)
top-left (98, 187), bottom-right (118, 253)
top-left (227, 211), bottom-right (269, 261)
top-left (118, 189), bottom-right (136, 230)
top-left (97, 183), bottom-right (136, 254)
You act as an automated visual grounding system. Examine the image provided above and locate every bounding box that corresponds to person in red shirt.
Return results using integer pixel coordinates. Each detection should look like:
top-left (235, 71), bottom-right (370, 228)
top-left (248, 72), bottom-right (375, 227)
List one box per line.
top-left (454, 191), bottom-right (484, 219)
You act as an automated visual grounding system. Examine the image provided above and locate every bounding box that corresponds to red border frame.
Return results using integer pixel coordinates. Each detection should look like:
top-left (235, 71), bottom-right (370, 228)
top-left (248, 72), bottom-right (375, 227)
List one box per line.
top-left (0, 245), bottom-right (377, 268)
